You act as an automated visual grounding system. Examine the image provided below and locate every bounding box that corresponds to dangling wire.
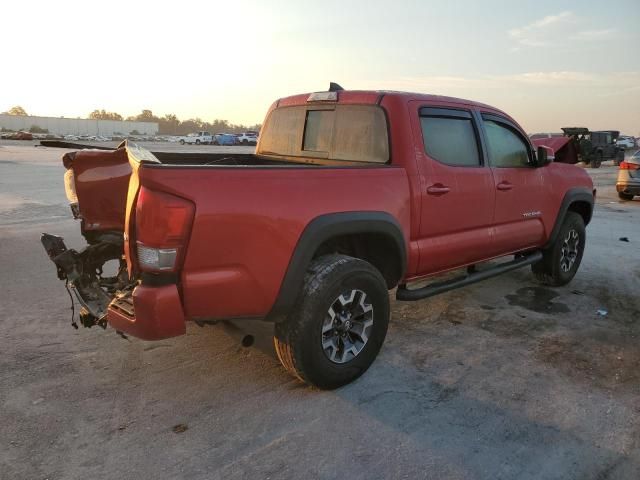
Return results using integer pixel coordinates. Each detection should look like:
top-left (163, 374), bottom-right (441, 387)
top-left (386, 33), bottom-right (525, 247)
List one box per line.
top-left (64, 280), bottom-right (78, 329)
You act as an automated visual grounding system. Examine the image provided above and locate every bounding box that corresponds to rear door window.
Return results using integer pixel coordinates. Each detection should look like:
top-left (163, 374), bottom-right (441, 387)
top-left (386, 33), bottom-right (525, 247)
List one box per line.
top-left (419, 108), bottom-right (481, 167)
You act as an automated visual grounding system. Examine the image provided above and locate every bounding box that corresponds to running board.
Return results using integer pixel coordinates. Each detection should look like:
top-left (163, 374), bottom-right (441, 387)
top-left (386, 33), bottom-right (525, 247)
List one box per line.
top-left (396, 251), bottom-right (543, 301)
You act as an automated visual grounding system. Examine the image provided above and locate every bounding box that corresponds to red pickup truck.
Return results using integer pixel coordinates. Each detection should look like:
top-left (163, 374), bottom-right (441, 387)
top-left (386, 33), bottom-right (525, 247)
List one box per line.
top-left (42, 86), bottom-right (595, 389)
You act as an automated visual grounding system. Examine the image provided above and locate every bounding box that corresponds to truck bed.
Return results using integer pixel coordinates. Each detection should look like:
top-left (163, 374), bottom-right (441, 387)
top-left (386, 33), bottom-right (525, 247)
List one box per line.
top-left (40, 140), bottom-right (376, 167)
top-left (151, 152), bottom-right (305, 166)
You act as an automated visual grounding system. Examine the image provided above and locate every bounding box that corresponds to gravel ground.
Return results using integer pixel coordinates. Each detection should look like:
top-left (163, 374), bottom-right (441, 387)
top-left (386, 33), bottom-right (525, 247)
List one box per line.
top-left (1, 143), bottom-right (638, 480)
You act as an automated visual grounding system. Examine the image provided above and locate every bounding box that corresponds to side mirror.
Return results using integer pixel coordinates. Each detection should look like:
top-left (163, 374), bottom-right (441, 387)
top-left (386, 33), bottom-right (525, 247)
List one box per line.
top-left (535, 146), bottom-right (551, 167)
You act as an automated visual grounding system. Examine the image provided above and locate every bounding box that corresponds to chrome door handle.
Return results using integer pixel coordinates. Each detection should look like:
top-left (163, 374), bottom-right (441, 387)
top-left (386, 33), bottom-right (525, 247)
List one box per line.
top-left (426, 184), bottom-right (451, 195)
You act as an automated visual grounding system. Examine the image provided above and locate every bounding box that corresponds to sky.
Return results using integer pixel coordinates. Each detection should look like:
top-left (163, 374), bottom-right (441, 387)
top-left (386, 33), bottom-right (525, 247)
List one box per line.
top-left (1, 0), bottom-right (639, 134)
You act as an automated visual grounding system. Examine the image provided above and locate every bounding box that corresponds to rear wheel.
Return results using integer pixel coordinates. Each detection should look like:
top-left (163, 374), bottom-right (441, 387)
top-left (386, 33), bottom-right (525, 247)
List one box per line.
top-left (619, 191), bottom-right (634, 201)
top-left (532, 211), bottom-right (585, 286)
top-left (274, 254), bottom-right (390, 389)
top-left (195, 139), bottom-right (201, 145)
top-left (179, 139), bottom-right (185, 145)
top-left (242, 139), bottom-right (249, 145)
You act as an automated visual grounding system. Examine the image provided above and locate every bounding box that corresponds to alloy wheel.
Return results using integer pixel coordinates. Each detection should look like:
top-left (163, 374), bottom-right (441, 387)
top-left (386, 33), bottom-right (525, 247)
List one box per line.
top-left (321, 289), bottom-right (374, 364)
top-left (560, 229), bottom-right (580, 272)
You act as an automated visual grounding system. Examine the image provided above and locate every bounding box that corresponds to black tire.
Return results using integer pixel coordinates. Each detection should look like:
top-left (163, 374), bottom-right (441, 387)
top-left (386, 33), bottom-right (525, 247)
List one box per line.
top-left (591, 152), bottom-right (602, 168)
top-left (532, 211), bottom-right (585, 286)
top-left (179, 139), bottom-right (185, 145)
top-left (274, 254), bottom-right (390, 389)
top-left (242, 139), bottom-right (249, 145)
top-left (195, 139), bottom-right (201, 145)
top-left (619, 191), bottom-right (634, 201)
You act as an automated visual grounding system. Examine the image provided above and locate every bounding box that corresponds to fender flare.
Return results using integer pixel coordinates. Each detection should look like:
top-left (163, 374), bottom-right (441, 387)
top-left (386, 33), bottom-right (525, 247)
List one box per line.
top-left (545, 187), bottom-right (594, 249)
top-left (265, 211), bottom-right (407, 322)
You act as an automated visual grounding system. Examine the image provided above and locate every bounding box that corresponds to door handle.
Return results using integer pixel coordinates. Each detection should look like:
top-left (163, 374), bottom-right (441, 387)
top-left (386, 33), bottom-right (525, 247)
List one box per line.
top-left (497, 181), bottom-right (513, 191)
top-left (426, 184), bottom-right (450, 195)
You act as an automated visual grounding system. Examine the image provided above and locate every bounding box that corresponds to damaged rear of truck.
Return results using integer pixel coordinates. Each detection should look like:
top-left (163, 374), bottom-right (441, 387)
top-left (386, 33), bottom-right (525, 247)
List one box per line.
top-left (43, 143), bottom-right (211, 339)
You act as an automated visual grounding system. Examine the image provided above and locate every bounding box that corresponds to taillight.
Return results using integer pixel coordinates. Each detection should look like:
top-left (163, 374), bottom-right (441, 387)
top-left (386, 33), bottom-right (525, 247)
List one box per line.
top-left (135, 187), bottom-right (194, 272)
top-left (619, 161), bottom-right (640, 170)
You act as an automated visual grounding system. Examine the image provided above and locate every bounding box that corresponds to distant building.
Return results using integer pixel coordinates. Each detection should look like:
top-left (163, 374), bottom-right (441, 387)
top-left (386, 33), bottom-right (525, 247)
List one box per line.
top-left (0, 114), bottom-right (158, 136)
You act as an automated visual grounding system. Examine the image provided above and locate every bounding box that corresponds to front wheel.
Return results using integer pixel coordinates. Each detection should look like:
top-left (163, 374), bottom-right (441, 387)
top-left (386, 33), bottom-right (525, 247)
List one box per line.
top-left (274, 254), bottom-right (390, 389)
top-left (532, 211), bottom-right (585, 286)
top-left (179, 139), bottom-right (185, 145)
top-left (619, 191), bottom-right (634, 201)
top-left (591, 152), bottom-right (602, 168)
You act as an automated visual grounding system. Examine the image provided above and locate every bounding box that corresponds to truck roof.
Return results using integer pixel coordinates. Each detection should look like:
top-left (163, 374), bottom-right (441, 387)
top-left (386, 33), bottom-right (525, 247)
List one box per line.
top-left (276, 89), bottom-right (501, 112)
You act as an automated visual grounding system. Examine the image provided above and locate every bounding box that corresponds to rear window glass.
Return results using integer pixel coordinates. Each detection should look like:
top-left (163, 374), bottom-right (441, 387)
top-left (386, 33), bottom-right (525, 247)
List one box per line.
top-left (258, 105), bottom-right (389, 163)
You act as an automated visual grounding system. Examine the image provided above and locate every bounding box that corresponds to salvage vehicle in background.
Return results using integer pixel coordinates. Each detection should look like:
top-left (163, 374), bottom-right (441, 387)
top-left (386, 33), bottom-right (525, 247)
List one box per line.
top-left (533, 128), bottom-right (626, 168)
top-left (40, 86), bottom-right (595, 389)
top-left (589, 130), bottom-right (626, 166)
top-left (617, 150), bottom-right (640, 200)
top-left (178, 131), bottom-right (213, 145)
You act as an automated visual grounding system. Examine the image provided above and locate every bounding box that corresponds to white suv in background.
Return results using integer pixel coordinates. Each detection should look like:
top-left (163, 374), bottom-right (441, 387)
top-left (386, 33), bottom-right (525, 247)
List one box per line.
top-left (617, 136), bottom-right (636, 149)
top-left (236, 132), bottom-right (259, 145)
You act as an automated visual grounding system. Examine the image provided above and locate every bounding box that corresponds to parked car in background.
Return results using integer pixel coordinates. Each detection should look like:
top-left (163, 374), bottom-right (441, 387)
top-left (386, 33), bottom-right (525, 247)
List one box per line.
top-left (617, 135), bottom-right (636, 149)
top-left (617, 150), bottom-right (640, 200)
top-left (236, 132), bottom-right (259, 145)
top-left (178, 131), bottom-right (214, 145)
top-left (214, 133), bottom-right (238, 145)
top-left (10, 131), bottom-right (33, 140)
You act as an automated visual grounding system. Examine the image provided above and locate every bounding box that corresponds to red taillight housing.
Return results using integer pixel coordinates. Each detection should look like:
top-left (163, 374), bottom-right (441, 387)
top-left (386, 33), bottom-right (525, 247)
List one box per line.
top-left (135, 187), bottom-right (194, 272)
top-left (619, 161), bottom-right (640, 170)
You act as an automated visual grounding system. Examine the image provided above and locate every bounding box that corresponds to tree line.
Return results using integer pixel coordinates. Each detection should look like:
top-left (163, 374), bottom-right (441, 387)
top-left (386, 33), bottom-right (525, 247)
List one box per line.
top-left (92, 109), bottom-right (261, 135)
top-left (2, 106), bottom-right (261, 135)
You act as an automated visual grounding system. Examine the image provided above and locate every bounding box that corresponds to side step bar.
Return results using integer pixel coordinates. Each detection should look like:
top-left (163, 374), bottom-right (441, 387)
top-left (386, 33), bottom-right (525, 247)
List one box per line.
top-left (396, 251), bottom-right (543, 301)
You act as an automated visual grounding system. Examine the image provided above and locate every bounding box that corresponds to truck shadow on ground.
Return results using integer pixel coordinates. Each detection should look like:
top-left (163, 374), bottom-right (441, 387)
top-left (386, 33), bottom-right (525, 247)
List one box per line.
top-left (192, 282), bottom-right (640, 479)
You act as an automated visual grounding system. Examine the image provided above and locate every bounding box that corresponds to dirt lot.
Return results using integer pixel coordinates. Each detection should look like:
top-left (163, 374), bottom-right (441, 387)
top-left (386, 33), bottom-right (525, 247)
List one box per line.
top-left (1, 142), bottom-right (638, 480)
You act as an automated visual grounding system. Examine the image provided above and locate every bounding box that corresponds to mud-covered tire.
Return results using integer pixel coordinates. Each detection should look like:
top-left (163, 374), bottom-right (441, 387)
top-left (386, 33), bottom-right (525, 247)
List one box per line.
top-left (619, 191), bottom-right (634, 201)
top-left (274, 254), bottom-right (390, 390)
top-left (532, 211), bottom-right (585, 286)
